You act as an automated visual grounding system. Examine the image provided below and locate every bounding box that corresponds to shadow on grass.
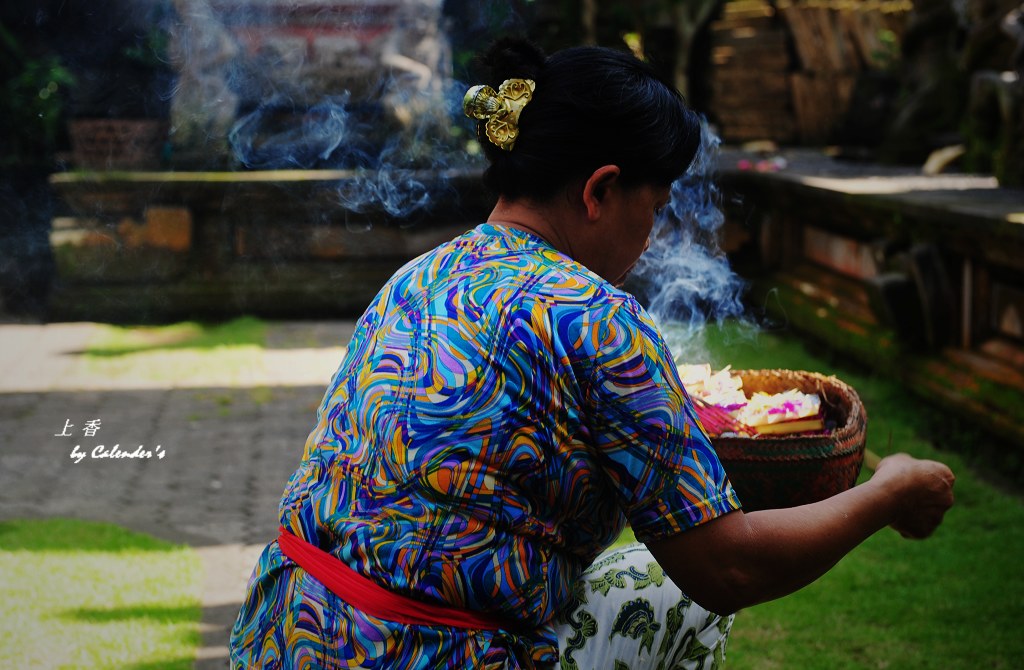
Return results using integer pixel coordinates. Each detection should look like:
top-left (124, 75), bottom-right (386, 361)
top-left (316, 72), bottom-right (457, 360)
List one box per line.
top-left (121, 658), bottom-right (197, 670)
top-left (1, 518), bottom-right (202, 670)
top-left (80, 317), bottom-right (266, 357)
top-left (0, 519), bottom-right (184, 552)
top-left (62, 604), bottom-right (197, 623)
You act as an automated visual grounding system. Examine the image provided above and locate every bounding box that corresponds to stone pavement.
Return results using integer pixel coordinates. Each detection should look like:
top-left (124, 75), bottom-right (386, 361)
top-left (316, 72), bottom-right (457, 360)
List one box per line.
top-left (0, 319), bottom-right (359, 669)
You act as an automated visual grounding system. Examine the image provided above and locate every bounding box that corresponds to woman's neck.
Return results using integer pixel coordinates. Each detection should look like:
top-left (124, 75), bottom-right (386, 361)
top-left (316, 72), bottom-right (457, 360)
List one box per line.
top-left (486, 196), bottom-right (577, 259)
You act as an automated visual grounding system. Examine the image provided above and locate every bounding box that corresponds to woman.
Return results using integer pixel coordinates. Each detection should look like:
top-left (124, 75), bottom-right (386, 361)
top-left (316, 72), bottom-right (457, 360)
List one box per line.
top-left (230, 39), bottom-right (955, 669)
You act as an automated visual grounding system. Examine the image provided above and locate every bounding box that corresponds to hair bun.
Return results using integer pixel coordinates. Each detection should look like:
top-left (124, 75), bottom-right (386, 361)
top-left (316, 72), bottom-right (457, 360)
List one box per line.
top-left (480, 37), bottom-right (545, 84)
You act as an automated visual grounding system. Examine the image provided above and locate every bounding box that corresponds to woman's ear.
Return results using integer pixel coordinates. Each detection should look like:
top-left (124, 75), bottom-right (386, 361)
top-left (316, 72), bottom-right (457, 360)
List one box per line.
top-left (581, 165), bottom-right (621, 221)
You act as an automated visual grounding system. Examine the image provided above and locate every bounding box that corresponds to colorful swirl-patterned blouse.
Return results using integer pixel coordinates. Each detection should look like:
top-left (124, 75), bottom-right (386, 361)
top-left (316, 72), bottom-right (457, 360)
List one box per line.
top-left (230, 223), bottom-right (741, 669)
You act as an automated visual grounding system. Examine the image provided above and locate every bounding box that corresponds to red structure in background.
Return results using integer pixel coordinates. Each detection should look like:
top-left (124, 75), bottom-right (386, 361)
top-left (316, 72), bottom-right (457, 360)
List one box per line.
top-left (214, 0), bottom-right (400, 69)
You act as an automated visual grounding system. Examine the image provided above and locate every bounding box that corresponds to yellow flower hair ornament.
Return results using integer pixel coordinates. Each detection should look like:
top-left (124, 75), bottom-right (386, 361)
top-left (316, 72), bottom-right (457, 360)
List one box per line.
top-left (463, 78), bottom-right (536, 151)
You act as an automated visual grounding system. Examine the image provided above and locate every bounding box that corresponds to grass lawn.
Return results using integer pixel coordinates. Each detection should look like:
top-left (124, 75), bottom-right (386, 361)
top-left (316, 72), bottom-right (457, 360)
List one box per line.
top-left (83, 317), bottom-right (266, 356)
top-left (81, 317), bottom-right (267, 384)
top-left (12, 318), bottom-right (1020, 668)
top-left (690, 322), bottom-right (1024, 669)
top-left (0, 519), bottom-right (202, 670)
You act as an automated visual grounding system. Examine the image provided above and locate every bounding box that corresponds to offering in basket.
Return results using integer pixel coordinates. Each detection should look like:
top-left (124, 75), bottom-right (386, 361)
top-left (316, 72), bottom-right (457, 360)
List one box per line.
top-left (678, 366), bottom-right (868, 511)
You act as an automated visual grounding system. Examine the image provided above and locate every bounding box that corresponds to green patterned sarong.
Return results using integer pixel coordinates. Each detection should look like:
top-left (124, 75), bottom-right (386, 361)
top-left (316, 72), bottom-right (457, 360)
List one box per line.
top-left (553, 544), bottom-right (734, 670)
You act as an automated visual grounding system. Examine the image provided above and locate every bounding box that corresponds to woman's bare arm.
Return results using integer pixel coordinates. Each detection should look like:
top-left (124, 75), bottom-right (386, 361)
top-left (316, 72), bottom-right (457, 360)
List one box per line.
top-left (645, 453), bottom-right (956, 615)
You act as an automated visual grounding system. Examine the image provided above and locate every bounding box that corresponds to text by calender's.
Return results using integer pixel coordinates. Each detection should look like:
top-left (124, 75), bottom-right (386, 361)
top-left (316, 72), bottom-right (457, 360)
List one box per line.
top-left (55, 418), bottom-right (166, 463)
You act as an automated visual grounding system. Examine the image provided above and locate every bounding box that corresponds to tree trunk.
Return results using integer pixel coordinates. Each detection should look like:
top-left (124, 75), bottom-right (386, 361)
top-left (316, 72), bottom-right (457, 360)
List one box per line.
top-left (582, 0), bottom-right (598, 45)
top-left (671, 0), bottom-right (722, 98)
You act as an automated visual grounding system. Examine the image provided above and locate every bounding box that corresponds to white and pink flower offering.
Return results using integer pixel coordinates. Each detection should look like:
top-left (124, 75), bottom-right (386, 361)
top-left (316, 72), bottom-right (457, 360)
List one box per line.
top-left (678, 364), bottom-right (826, 438)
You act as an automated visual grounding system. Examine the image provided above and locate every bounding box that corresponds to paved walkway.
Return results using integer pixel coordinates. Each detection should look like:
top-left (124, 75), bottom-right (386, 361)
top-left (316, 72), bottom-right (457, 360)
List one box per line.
top-left (0, 319), bottom-right (358, 669)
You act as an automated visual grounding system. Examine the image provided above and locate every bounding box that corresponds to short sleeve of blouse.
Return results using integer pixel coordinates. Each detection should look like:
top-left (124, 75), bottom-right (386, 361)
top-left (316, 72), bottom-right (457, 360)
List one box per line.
top-left (585, 298), bottom-right (741, 543)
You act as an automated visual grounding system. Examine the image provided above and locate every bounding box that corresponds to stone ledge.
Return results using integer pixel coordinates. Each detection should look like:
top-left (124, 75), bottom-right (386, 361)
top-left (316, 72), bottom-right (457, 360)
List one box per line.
top-left (720, 148), bottom-right (1024, 454)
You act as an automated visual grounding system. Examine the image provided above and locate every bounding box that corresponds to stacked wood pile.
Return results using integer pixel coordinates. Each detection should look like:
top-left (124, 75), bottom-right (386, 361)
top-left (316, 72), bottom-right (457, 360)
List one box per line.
top-left (779, 0), bottom-right (911, 143)
top-left (708, 1), bottom-right (796, 143)
top-left (708, 0), bottom-right (911, 145)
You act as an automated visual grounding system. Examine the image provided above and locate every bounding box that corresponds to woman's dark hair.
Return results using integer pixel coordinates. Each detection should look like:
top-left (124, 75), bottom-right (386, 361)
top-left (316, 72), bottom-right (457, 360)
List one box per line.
top-left (473, 38), bottom-right (702, 201)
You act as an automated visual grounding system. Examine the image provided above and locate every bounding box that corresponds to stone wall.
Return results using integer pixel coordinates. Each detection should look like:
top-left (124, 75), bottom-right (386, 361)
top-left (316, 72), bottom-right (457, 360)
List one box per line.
top-left (169, 0), bottom-right (454, 169)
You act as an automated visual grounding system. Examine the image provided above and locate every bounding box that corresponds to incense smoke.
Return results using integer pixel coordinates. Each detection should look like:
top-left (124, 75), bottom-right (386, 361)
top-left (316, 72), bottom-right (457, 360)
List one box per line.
top-left (171, 0), bottom-right (482, 219)
top-left (628, 122), bottom-right (749, 362)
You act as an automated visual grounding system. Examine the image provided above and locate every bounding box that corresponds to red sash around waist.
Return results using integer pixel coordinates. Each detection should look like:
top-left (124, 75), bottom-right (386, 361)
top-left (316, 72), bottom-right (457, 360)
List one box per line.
top-left (277, 526), bottom-right (512, 631)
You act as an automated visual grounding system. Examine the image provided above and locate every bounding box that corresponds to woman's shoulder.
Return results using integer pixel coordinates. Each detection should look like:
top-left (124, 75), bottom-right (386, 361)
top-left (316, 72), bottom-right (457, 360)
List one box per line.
top-left (392, 223), bottom-right (649, 324)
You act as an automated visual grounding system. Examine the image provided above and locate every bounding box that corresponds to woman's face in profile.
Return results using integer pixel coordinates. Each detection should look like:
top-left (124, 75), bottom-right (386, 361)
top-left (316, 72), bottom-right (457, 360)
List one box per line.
top-left (604, 184), bottom-right (670, 286)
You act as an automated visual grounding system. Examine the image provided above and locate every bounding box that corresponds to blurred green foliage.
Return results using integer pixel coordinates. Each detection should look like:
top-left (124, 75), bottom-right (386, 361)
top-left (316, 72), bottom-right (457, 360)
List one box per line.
top-left (0, 22), bottom-right (73, 167)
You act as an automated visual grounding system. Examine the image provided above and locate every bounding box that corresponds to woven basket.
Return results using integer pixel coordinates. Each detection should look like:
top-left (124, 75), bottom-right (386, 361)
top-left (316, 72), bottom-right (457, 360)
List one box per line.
top-left (712, 369), bottom-right (867, 511)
